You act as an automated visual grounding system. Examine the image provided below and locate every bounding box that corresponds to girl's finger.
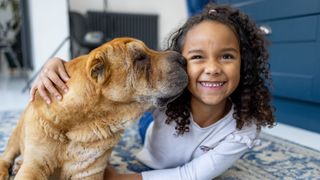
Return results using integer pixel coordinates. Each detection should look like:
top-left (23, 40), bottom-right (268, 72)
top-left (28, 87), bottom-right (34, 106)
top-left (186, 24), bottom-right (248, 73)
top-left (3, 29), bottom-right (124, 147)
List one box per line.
top-left (43, 78), bottom-right (62, 101)
top-left (29, 86), bottom-right (37, 101)
top-left (48, 72), bottom-right (68, 94)
top-left (58, 66), bottom-right (70, 83)
top-left (38, 84), bottom-right (51, 104)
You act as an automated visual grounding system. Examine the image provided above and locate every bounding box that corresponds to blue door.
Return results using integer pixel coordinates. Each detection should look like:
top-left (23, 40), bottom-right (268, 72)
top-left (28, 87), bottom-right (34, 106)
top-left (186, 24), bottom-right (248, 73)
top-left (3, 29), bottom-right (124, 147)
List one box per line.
top-left (216, 0), bottom-right (320, 133)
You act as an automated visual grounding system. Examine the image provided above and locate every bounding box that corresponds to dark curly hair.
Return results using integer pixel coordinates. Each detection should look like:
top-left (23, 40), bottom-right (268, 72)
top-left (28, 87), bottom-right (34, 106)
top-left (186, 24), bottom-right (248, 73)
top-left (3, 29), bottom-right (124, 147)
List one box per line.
top-left (165, 3), bottom-right (275, 135)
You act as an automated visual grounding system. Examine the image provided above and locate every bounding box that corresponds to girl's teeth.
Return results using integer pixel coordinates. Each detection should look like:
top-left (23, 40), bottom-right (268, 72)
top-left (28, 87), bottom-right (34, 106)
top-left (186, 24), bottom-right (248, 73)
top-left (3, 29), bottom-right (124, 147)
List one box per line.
top-left (200, 82), bottom-right (224, 87)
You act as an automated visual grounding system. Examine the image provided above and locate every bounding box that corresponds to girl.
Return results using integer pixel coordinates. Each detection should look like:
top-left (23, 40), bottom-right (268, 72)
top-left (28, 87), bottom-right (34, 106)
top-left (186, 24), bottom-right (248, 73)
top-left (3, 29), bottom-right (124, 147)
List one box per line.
top-left (30, 3), bottom-right (275, 179)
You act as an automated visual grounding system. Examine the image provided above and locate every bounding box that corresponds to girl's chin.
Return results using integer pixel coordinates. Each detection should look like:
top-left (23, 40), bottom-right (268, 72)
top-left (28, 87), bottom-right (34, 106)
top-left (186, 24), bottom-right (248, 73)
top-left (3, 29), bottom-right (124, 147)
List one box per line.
top-left (193, 96), bottom-right (227, 107)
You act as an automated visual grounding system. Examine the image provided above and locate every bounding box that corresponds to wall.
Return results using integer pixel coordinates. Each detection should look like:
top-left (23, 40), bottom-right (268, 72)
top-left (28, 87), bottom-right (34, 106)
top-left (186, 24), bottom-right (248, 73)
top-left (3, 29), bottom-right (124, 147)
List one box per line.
top-left (69, 0), bottom-right (188, 49)
top-left (28, 0), bottom-right (70, 72)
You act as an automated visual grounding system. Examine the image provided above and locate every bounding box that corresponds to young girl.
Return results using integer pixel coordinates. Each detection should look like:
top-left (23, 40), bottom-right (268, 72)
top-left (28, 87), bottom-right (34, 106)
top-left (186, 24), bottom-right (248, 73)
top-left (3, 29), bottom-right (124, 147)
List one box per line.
top-left (30, 3), bottom-right (275, 179)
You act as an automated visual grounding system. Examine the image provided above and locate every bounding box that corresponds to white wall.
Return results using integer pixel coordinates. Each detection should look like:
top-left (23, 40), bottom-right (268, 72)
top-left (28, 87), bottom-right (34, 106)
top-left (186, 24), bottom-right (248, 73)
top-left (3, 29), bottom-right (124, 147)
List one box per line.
top-left (69, 0), bottom-right (188, 49)
top-left (28, 0), bottom-right (70, 72)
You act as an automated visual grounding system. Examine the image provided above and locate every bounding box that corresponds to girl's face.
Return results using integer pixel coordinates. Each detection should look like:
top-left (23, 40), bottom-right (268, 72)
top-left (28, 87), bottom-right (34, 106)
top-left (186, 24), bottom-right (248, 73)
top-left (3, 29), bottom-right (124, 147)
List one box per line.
top-left (182, 21), bottom-right (241, 108)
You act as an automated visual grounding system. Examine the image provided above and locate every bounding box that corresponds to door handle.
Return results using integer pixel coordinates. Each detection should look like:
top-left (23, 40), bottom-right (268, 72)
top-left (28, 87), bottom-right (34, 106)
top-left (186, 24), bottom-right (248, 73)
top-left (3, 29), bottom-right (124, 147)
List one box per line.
top-left (259, 25), bottom-right (272, 35)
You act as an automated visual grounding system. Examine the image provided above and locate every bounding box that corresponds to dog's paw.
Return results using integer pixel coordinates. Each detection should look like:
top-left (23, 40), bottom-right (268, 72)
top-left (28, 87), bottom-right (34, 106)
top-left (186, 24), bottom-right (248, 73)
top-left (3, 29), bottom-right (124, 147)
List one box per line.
top-left (11, 158), bottom-right (23, 175)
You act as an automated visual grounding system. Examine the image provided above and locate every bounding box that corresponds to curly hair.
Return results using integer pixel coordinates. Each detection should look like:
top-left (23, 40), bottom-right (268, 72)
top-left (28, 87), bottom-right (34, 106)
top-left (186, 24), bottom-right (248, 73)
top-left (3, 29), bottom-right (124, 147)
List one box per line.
top-left (165, 3), bottom-right (275, 135)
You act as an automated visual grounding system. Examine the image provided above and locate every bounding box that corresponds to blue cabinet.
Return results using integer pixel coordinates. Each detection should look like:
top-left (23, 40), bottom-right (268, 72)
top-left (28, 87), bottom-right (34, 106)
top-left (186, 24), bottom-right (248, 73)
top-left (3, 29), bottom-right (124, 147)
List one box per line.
top-left (216, 0), bottom-right (320, 133)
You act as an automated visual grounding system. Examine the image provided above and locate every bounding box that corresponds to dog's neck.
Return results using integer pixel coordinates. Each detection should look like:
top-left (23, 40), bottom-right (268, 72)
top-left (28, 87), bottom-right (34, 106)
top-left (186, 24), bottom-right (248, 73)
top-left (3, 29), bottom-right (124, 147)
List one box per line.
top-left (34, 99), bottom-right (149, 143)
top-left (65, 101), bottom-right (148, 142)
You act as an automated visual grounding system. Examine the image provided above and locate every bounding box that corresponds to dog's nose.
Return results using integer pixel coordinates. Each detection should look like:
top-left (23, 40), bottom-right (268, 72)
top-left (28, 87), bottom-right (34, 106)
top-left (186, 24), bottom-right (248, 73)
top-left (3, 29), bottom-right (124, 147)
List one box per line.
top-left (177, 55), bottom-right (187, 66)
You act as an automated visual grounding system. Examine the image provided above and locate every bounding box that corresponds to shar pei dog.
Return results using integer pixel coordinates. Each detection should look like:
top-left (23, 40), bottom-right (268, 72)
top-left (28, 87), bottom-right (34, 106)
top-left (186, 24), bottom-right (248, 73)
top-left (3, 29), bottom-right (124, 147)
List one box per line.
top-left (0, 37), bottom-right (188, 180)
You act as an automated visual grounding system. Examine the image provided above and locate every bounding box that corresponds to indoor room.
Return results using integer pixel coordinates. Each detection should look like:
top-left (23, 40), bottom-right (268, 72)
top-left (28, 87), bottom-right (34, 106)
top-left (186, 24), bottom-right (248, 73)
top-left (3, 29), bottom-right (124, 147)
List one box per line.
top-left (0, 0), bottom-right (319, 179)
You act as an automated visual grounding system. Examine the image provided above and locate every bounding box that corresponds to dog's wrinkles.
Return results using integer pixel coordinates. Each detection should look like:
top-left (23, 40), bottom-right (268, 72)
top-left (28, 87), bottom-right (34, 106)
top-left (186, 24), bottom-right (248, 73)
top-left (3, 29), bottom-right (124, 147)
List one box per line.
top-left (39, 118), bottom-right (68, 143)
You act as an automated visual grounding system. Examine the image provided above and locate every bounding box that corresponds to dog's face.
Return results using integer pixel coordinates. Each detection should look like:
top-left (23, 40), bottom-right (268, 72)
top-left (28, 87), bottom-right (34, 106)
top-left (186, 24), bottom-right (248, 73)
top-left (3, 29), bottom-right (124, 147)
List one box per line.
top-left (86, 37), bottom-right (188, 107)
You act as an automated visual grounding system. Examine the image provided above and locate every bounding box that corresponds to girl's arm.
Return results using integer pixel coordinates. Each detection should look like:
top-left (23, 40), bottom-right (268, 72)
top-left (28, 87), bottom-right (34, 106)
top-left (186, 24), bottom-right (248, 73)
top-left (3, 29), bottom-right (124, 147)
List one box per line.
top-left (142, 142), bottom-right (248, 180)
top-left (104, 166), bottom-right (142, 180)
top-left (107, 140), bottom-right (249, 180)
top-left (139, 125), bottom-right (258, 180)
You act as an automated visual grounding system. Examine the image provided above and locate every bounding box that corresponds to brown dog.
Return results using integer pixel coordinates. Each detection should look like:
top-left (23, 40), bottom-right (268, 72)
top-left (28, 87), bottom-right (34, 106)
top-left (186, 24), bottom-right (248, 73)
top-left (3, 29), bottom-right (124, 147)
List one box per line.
top-left (0, 37), bottom-right (188, 179)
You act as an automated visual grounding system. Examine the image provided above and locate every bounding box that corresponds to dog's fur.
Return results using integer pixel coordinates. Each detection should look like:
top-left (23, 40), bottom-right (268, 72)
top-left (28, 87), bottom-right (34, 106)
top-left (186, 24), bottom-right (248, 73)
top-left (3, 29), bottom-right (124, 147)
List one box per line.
top-left (0, 37), bottom-right (188, 180)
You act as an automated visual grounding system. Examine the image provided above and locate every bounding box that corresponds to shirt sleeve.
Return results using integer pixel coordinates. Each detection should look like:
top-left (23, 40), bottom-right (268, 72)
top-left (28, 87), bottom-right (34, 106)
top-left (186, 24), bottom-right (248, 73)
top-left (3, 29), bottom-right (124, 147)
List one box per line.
top-left (141, 126), bottom-right (260, 180)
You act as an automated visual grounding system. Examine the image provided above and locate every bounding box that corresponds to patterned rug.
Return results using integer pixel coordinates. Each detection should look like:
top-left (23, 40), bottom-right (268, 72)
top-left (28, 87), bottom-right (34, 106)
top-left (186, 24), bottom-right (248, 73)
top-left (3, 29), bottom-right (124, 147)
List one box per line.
top-left (1, 110), bottom-right (320, 179)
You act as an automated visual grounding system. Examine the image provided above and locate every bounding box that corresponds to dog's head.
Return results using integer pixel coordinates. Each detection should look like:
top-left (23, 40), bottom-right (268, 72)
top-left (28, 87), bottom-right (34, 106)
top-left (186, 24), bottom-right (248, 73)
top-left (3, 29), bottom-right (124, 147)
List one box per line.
top-left (86, 37), bottom-right (188, 108)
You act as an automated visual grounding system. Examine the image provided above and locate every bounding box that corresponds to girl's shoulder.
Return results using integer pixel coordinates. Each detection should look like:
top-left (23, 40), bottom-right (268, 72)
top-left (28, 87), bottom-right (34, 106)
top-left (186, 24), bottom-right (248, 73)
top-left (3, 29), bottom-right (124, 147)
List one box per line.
top-left (226, 123), bottom-right (260, 148)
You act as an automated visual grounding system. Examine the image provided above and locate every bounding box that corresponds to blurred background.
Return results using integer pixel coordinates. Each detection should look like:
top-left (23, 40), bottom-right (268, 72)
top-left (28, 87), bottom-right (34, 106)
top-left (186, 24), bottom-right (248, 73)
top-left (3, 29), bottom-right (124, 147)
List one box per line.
top-left (0, 0), bottom-right (319, 150)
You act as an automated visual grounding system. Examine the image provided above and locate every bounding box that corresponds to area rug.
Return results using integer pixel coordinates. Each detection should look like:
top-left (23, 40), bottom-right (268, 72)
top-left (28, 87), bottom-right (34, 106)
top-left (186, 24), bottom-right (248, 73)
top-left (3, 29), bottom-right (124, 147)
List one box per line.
top-left (1, 110), bottom-right (320, 179)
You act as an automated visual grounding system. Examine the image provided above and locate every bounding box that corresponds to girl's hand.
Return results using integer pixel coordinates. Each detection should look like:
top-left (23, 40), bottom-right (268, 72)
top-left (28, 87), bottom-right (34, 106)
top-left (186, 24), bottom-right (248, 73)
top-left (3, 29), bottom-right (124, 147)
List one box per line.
top-left (104, 165), bottom-right (142, 180)
top-left (30, 57), bottom-right (70, 104)
top-left (104, 165), bottom-right (118, 180)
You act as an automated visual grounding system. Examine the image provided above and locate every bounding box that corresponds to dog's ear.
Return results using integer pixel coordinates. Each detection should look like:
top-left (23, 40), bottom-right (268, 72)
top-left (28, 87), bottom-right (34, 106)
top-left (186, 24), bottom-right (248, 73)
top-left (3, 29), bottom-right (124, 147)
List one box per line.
top-left (87, 51), bottom-right (110, 84)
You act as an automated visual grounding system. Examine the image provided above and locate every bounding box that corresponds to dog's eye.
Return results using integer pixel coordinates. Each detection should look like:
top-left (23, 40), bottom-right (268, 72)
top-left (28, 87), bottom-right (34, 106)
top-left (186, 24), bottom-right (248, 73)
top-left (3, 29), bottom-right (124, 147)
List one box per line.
top-left (135, 53), bottom-right (148, 62)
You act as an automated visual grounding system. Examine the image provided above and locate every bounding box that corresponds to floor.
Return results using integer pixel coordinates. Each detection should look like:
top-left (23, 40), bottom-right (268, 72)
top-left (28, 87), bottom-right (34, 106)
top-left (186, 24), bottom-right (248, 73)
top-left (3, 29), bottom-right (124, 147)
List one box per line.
top-left (1, 63), bottom-right (320, 151)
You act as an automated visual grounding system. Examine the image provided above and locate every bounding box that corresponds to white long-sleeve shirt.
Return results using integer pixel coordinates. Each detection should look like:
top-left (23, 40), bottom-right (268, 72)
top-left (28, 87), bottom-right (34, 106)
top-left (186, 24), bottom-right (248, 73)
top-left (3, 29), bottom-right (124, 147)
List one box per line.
top-left (136, 106), bottom-right (260, 180)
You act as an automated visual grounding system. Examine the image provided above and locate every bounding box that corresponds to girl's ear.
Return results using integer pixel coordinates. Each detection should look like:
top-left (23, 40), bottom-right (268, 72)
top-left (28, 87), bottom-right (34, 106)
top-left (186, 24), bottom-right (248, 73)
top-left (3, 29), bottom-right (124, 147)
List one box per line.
top-left (87, 52), bottom-right (110, 84)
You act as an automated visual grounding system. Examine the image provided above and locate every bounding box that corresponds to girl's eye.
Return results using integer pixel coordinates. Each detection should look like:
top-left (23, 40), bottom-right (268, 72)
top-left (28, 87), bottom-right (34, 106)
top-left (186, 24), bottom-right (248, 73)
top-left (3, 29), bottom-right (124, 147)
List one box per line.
top-left (190, 55), bottom-right (203, 60)
top-left (221, 54), bottom-right (235, 60)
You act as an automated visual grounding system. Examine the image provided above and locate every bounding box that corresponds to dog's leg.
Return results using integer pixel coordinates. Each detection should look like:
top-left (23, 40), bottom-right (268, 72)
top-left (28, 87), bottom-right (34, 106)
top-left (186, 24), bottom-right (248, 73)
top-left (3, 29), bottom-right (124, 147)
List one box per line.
top-left (14, 164), bottom-right (47, 180)
top-left (14, 147), bottom-right (57, 180)
top-left (0, 120), bottom-right (23, 180)
top-left (14, 159), bottom-right (51, 180)
top-left (61, 149), bottom-right (112, 180)
top-left (0, 160), bottom-right (10, 180)
top-left (80, 149), bottom-right (112, 180)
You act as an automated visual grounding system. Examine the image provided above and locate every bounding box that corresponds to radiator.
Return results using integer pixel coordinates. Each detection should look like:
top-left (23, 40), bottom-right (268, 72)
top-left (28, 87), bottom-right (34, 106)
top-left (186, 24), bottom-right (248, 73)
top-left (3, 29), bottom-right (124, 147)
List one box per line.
top-left (87, 11), bottom-right (158, 50)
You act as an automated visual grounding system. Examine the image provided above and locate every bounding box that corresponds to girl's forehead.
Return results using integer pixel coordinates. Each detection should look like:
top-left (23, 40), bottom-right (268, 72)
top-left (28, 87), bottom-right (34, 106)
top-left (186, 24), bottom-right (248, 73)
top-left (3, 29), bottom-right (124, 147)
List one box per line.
top-left (189, 20), bottom-right (234, 34)
top-left (183, 21), bottom-right (239, 48)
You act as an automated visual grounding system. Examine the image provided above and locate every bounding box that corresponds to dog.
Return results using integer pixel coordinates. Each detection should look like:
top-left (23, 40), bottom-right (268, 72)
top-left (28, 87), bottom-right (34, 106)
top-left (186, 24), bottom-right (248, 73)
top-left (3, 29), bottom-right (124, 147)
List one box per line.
top-left (0, 37), bottom-right (188, 180)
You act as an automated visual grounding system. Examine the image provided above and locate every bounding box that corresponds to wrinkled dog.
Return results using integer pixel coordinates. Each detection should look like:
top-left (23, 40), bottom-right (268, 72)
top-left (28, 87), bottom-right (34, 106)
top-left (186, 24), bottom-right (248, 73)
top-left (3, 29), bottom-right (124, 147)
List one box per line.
top-left (0, 37), bottom-right (188, 179)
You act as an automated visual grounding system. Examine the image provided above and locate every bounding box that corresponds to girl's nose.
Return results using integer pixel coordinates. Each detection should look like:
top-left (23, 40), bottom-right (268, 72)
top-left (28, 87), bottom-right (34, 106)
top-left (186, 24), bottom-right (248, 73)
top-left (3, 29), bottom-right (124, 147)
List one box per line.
top-left (204, 59), bottom-right (222, 76)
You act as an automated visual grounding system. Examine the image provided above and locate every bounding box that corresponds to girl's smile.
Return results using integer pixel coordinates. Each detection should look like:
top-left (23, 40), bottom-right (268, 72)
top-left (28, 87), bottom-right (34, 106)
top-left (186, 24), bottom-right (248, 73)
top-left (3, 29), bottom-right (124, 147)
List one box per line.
top-left (200, 81), bottom-right (225, 88)
top-left (196, 78), bottom-right (229, 101)
top-left (198, 81), bottom-right (226, 92)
